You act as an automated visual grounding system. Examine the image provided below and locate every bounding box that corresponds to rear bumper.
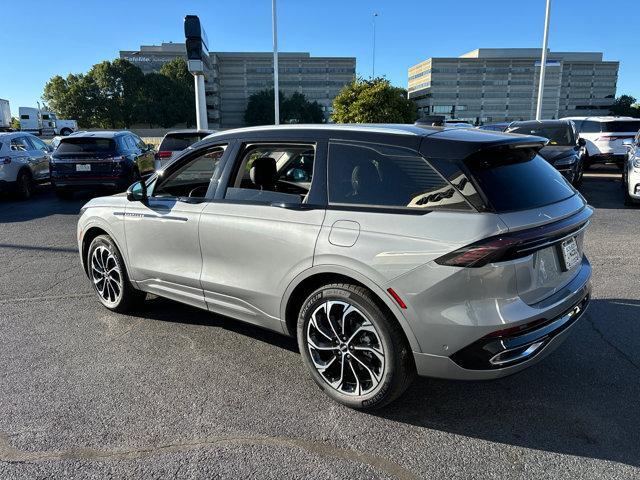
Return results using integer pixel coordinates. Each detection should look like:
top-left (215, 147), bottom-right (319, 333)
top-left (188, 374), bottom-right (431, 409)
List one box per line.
top-left (51, 174), bottom-right (131, 190)
top-left (413, 256), bottom-right (592, 380)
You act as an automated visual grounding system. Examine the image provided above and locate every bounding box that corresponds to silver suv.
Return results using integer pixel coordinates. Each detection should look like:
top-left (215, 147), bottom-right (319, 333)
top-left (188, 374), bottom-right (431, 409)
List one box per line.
top-left (77, 125), bottom-right (592, 409)
top-left (0, 132), bottom-right (52, 199)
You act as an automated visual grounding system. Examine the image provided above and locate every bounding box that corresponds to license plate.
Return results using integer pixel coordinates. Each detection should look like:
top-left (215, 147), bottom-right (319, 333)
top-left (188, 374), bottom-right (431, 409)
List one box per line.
top-left (76, 164), bottom-right (91, 172)
top-left (560, 237), bottom-right (580, 271)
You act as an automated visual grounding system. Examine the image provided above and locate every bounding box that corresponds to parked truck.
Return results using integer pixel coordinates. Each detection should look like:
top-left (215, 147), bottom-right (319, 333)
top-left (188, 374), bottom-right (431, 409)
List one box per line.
top-left (0, 99), bottom-right (11, 131)
top-left (18, 107), bottom-right (77, 136)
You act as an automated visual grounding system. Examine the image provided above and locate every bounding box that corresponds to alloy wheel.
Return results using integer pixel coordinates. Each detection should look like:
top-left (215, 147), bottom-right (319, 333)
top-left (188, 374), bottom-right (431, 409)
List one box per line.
top-left (306, 300), bottom-right (385, 396)
top-left (90, 245), bottom-right (123, 305)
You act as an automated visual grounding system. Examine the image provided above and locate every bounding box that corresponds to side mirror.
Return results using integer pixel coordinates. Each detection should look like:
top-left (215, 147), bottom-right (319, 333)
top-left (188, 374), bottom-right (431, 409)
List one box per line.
top-left (126, 180), bottom-right (147, 202)
top-left (578, 138), bottom-right (586, 147)
top-left (146, 143), bottom-right (155, 151)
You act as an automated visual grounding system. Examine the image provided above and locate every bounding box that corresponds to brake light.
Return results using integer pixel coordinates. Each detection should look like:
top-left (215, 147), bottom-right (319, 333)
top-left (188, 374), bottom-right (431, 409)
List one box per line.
top-left (157, 151), bottom-right (172, 158)
top-left (435, 236), bottom-right (520, 268)
top-left (1, 157), bottom-right (11, 165)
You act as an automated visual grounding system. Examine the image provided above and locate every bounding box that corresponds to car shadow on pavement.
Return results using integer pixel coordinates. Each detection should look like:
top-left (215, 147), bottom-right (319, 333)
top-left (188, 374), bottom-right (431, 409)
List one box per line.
top-left (130, 295), bottom-right (300, 353)
top-left (378, 298), bottom-right (640, 468)
top-left (580, 166), bottom-right (632, 210)
top-left (0, 186), bottom-right (96, 223)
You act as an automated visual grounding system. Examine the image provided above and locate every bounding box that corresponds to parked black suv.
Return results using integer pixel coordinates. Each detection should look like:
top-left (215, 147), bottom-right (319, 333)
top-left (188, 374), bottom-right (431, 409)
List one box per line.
top-left (50, 131), bottom-right (155, 199)
top-left (506, 120), bottom-right (586, 187)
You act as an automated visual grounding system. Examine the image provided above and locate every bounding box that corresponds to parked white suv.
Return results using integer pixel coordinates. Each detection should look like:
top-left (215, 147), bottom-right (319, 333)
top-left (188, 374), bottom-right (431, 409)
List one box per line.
top-left (563, 116), bottom-right (640, 168)
top-left (0, 132), bottom-right (52, 199)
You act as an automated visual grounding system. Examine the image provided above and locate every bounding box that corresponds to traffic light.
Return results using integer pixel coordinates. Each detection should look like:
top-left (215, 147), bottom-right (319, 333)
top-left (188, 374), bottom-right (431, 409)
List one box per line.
top-left (184, 15), bottom-right (209, 63)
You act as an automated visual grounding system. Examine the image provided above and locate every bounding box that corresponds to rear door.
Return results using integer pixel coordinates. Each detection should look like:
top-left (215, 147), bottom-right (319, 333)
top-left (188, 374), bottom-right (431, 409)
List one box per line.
top-left (197, 138), bottom-right (326, 330)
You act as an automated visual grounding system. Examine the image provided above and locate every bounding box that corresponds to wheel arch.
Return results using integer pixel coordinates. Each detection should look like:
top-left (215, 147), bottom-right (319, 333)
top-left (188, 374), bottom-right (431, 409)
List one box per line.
top-left (281, 266), bottom-right (421, 352)
top-left (80, 222), bottom-right (130, 278)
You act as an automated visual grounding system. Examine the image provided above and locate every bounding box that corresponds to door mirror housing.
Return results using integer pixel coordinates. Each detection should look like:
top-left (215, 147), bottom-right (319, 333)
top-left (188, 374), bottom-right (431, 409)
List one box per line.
top-left (126, 180), bottom-right (147, 202)
top-left (577, 138), bottom-right (586, 147)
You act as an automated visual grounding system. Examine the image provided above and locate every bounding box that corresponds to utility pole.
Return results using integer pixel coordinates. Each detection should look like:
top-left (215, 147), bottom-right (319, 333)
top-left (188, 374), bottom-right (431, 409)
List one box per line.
top-left (272, 0), bottom-right (280, 125)
top-left (536, 0), bottom-right (551, 120)
top-left (372, 13), bottom-right (378, 78)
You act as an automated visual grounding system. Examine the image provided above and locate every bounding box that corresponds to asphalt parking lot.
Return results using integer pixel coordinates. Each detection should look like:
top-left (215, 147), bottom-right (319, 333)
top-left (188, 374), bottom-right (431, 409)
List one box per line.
top-left (1, 168), bottom-right (639, 479)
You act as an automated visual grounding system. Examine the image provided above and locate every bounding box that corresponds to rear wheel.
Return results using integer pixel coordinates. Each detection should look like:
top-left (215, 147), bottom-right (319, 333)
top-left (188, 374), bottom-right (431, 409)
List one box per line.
top-left (87, 235), bottom-right (145, 312)
top-left (60, 128), bottom-right (72, 136)
top-left (297, 283), bottom-right (415, 410)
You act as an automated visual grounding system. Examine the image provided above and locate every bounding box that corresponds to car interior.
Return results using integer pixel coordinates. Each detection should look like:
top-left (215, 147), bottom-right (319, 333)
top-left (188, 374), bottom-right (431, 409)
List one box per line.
top-left (152, 147), bottom-right (225, 198)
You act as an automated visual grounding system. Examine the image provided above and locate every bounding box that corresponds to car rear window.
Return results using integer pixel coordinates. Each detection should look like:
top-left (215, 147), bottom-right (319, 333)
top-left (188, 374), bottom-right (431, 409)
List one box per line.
top-left (602, 121), bottom-right (640, 133)
top-left (159, 134), bottom-right (206, 152)
top-left (56, 138), bottom-right (116, 154)
top-left (463, 148), bottom-right (575, 212)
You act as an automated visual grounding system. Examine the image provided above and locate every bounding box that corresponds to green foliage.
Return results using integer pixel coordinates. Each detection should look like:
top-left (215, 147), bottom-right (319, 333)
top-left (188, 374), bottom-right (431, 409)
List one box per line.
top-left (10, 117), bottom-right (20, 130)
top-left (331, 77), bottom-right (416, 124)
top-left (42, 58), bottom-right (196, 128)
top-left (610, 95), bottom-right (640, 118)
top-left (244, 89), bottom-right (325, 126)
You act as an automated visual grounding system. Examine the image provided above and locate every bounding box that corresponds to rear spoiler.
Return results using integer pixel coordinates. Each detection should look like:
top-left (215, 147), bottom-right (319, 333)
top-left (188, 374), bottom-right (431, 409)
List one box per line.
top-left (420, 130), bottom-right (548, 159)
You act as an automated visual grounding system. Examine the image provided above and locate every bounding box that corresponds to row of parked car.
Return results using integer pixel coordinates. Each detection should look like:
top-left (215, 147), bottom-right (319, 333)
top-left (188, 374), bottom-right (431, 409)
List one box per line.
top-left (0, 129), bottom-right (214, 200)
top-left (479, 116), bottom-right (640, 204)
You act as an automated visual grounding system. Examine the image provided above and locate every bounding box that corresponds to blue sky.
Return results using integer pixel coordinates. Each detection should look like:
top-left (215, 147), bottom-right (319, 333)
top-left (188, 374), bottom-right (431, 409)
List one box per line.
top-left (1, 0), bottom-right (638, 111)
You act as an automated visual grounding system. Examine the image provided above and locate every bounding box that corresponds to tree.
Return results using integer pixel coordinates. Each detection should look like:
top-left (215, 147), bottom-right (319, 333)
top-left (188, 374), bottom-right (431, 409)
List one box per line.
top-left (10, 117), bottom-right (20, 130)
top-left (159, 58), bottom-right (196, 127)
top-left (138, 73), bottom-right (185, 128)
top-left (244, 89), bottom-right (325, 126)
top-left (331, 77), bottom-right (416, 124)
top-left (610, 95), bottom-right (640, 118)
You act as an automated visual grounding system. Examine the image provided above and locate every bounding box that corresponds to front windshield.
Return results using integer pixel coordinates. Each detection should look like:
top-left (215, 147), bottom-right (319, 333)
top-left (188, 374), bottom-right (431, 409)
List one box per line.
top-left (509, 125), bottom-right (574, 146)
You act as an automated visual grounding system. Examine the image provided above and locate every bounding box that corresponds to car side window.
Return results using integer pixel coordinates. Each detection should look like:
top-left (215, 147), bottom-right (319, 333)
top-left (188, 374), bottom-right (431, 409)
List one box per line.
top-left (125, 135), bottom-right (138, 151)
top-left (581, 121), bottom-right (600, 134)
top-left (224, 143), bottom-right (315, 204)
top-left (152, 145), bottom-right (226, 199)
top-left (27, 136), bottom-right (48, 152)
top-left (328, 141), bottom-right (470, 211)
top-left (10, 137), bottom-right (30, 152)
top-left (133, 135), bottom-right (147, 151)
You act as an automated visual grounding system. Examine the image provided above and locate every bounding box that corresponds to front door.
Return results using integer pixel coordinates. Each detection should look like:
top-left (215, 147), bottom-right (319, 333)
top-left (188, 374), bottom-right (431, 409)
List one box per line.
top-left (198, 140), bottom-right (326, 331)
top-left (124, 144), bottom-right (228, 309)
top-left (25, 136), bottom-right (50, 180)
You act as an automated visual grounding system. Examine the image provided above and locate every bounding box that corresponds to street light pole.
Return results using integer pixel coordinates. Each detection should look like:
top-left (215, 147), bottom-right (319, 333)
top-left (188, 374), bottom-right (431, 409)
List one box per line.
top-left (272, 0), bottom-right (280, 125)
top-left (536, 0), bottom-right (552, 120)
top-left (372, 13), bottom-right (378, 78)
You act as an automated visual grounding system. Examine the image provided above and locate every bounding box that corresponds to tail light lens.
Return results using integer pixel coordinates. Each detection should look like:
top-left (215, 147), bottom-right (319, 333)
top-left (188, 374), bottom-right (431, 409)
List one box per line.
top-left (435, 236), bottom-right (520, 268)
top-left (435, 208), bottom-right (592, 268)
top-left (156, 151), bottom-right (172, 159)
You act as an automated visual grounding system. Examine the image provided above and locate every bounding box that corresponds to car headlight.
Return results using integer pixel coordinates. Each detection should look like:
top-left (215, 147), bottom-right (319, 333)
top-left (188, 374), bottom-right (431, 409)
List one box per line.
top-left (554, 154), bottom-right (578, 166)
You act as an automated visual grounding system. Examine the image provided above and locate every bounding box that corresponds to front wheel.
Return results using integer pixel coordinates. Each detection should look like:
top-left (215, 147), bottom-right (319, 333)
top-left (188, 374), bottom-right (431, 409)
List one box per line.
top-left (87, 235), bottom-right (145, 312)
top-left (297, 283), bottom-right (415, 410)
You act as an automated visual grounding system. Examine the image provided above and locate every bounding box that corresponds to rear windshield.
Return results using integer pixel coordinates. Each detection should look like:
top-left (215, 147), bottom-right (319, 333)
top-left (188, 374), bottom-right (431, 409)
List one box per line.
top-left (464, 148), bottom-right (575, 212)
top-left (602, 121), bottom-right (640, 133)
top-left (56, 138), bottom-right (116, 154)
top-left (509, 125), bottom-right (574, 146)
top-left (159, 134), bottom-right (207, 152)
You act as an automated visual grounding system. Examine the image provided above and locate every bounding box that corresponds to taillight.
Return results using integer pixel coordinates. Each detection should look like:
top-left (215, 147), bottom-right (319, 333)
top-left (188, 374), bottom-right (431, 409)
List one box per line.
top-left (435, 208), bottom-right (592, 268)
top-left (1, 157), bottom-right (11, 165)
top-left (435, 236), bottom-right (520, 268)
top-left (157, 151), bottom-right (172, 158)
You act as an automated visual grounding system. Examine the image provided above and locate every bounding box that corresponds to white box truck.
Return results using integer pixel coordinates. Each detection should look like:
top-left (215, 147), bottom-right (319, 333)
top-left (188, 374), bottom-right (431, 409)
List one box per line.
top-left (0, 99), bottom-right (11, 131)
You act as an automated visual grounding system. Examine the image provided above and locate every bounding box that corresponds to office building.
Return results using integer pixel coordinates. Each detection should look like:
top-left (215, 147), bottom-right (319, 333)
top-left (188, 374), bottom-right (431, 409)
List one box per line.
top-left (120, 43), bottom-right (356, 128)
top-left (408, 48), bottom-right (619, 124)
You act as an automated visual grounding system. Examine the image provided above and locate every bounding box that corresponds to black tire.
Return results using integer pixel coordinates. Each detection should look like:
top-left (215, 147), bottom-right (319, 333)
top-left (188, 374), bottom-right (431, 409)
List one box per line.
top-left (54, 187), bottom-right (74, 200)
top-left (297, 283), bottom-right (415, 410)
top-left (60, 128), bottom-right (72, 136)
top-left (573, 160), bottom-right (584, 188)
top-left (582, 151), bottom-right (592, 170)
top-left (87, 235), bottom-right (145, 313)
top-left (16, 169), bottom-right (33, 200)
